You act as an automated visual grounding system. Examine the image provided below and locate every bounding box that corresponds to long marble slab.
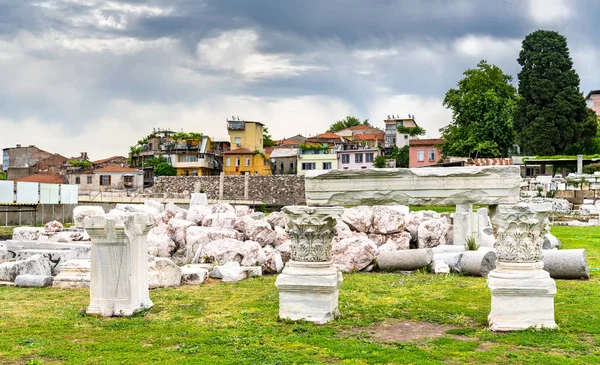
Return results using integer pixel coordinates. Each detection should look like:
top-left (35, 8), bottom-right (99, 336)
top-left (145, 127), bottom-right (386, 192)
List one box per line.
top-left (304, 166), bottom-right (521, 206)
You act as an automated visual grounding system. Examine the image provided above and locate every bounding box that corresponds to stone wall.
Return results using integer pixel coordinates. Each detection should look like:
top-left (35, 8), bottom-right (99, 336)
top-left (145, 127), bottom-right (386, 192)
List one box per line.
top-left (151, 175), bottom-right (305, 205)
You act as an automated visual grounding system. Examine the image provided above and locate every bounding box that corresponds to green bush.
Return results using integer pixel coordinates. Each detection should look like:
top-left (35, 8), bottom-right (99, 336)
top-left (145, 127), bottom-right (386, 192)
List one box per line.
top-left (583, 163), bottom-right (600, 174)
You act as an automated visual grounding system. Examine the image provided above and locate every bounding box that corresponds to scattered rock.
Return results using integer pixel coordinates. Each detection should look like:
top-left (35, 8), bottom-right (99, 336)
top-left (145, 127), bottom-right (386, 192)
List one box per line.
top-left (375, 232), bottom-right (411, 255)
top-left (147, 224), bottom-right (176, 257)
top-left (372, 206), bottom-right (406, 234)
top-left (12, 227), bottom-right (44, 241)
top-left (186, 226), bottom-right (243, 262)
top-left (148, 257), bottom-right (182, 289)
top-left (15, 274), bottom-right (53, 287)
top-left (430, 260), bottom-right (450, 274)
top-left (167, 219), bottom-right (196, 249)
top-left (73, 206), bottom-right (105, 227)
top-left (342, 206), bottom-right (373, 233)
top-left (332, 236), bottom-right (377, 272)
top-left (197, 238), bottom-right (266, 266)
top-left (185, 205), bottom-right (213, 225)
top-left (44, 220), bottom-right (63, 233)
top-left (276, 240), bottom-right (292, 264)
top-left (262, 245), bottom-right (284, 274)
top-left (274, 226), bottom-right (289, 247)
top-left (243, 216), bottom-right (277, 246)
top-left (417, 218), bottom-right (450, 248)
top-left (180, 265), bottom-right (209, 285)
top-left (0, 254), bottom-right (52, 282)
top-left (267, 211), bottom-right (288, 229)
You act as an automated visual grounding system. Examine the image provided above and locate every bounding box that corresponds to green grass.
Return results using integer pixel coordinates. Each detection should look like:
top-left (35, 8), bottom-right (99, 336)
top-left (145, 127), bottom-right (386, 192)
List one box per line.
top-left (0, 227), bottom-right (599, 364)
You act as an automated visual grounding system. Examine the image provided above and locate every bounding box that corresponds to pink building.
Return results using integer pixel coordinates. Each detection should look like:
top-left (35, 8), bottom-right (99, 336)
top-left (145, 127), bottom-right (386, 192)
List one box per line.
top-left (409, 139), bottom-right (443, 168)
top-left (586, 90), bottom-right (600, 115)
top-left (337, 146), bottom-right (378, 170)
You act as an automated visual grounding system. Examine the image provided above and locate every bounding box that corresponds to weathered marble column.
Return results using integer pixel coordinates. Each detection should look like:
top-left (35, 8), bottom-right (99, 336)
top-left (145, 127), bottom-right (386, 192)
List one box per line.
top-left (487, 204), bottom-right (557, 331)
top-left (453, 204), bottom-right (473, 247)
top-left (85, 213), bottom-right (154, 317)
top-left (275, 206), bottom-right (343, 324)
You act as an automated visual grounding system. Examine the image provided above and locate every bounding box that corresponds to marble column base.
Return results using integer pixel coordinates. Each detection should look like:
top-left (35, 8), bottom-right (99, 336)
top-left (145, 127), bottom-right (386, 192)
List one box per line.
top-left (87, 298), bottom-right (153, 317)
top-left (488, 261), bottom-right (557, 331)
top-left (275, 260), bottom-right (342, 324)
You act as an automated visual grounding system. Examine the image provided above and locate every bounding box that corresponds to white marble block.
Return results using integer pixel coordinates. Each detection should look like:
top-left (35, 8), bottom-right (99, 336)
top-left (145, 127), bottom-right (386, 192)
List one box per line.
top-left (275, 206), bottom-right (344, 324)
top-left (487, 204), bottom-right (557, 331)
top-left (276, 261), bottom-right (343, 324)
top-left (85, 213), bottom-right (154, 317)
top-left (304, 166), bottom-right (521, 206)
top-left (488, 262), bottom-right (557, 331)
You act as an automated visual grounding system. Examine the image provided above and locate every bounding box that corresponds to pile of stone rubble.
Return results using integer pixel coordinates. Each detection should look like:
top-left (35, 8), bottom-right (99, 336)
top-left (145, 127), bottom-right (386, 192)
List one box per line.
top-left (0, 194), bottom-right (590, 289)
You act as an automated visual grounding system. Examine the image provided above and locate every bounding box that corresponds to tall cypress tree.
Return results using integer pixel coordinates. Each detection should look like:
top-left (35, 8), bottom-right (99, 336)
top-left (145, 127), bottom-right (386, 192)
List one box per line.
top-left (514, 30), bottom-right (594, 155)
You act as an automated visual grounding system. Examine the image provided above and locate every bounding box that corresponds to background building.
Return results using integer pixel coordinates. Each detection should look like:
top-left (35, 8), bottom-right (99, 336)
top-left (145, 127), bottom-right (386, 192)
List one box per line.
top-left (409, 138), bottom-right (443, 168)
top-left (384, 115), bottom-right (420, 150)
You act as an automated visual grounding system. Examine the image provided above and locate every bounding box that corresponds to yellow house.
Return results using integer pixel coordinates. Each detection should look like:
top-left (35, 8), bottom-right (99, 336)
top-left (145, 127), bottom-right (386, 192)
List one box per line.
top-left (171, 136), bottom-right (220, 176)
top-left (223, 148), bottom-right (272, 176)
top-left (227, 119), bottom-right (264, 151)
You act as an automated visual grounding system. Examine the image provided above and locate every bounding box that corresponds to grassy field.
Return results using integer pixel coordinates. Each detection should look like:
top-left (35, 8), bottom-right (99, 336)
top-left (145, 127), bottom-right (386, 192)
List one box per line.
top-left (0, 226), bottom-right (599, 364)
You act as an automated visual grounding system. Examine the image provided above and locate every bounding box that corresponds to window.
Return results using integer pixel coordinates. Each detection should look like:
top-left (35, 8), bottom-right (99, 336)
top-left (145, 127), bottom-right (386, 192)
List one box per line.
top-left (417, 149), bottom-right (424, 162)
top-left (192, 170), bottom-right (198, 176)
top-left (234, 137), bottom-right (241, 146)
top-left (302, 162), bottom-right (316, 170)
top-left (396, 121), bottom-right (403, 127)
top-left (235, 157), bottom-right (240, 166)
top-left (124, 176), bottom-right (133, 183)
top-left (245, 157), bottom-right (251, 166)
top-left (226, 157), bottom-right (231, 166)
top-left (587, 99), bottom-right (595, 107)
top-left (341, 154), bottom-right (350, 164)
top-left (429, 149), bottom-right (436, 162)
top-left (185, 170), bottom-right (189, 176)
top-left (366, 153), bottom-right (374, 163)
top-left (355, 154), bottom-right (363, 163)
top-left (323, 162), bottom-right (332, 170)
top-left (183, 155), bottom-right (197, 162)
top-left (100, 175), bottom-right (111, 186)
top-left (290, 162), bottom-right (294, 170)
top-left (280, 162), bottom-right (284, 171)
top-left (87, 176), bottom-right (93, 184)
top-left (75, 177), bottom-right (80, 184)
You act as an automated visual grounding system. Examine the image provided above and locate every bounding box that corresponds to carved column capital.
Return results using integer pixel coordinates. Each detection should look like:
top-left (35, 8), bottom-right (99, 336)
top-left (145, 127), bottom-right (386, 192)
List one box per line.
top-left (490, 204), bottom-right (549, 263)
top-left (283, 206), bottom-right (344, 262)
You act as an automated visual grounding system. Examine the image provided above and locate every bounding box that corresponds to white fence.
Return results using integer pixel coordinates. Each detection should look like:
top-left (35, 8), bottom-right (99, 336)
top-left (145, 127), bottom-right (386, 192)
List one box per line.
top-left (0, 180), bottom-right (79, 205)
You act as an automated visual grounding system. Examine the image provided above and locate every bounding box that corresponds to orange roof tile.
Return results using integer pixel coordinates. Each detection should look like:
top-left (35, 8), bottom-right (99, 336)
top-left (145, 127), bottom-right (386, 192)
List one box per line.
top-left (353, 133), bottom-right (384, 141)
top-left (223, 148), bottom-right (255, 155)
top-left (314, 132), bottom-right (343, 139)
top-left (94, 164), bottom-right (142, 173)
top-left (16, 174), bottom-right (67, 184)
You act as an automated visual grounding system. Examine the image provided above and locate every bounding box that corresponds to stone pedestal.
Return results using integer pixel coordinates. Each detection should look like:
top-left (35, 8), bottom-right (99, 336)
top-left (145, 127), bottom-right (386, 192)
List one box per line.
top-left (275, 206), bottom-right (343, 324)
top-left (488, 262), bottom-right (557, 331)
top-left (488, 204), bottom-right (557, 331)
top-left (276, 261), bottom-right (342, 324)
top-left (85, 213), bottom-right (153, 317)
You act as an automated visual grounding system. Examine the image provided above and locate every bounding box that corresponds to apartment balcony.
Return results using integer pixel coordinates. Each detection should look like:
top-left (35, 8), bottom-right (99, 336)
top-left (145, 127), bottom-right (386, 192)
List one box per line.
top-left (227, 121), bottom-right (245, 130)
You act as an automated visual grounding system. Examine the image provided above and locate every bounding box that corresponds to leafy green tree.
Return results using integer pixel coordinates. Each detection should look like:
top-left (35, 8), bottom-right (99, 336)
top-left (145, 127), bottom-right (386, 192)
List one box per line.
top-left (372, 155), bottom-right (387, 168)
top-left (564, 109), bottom-right (600, 154)
top-left (440, 60), bottom-right (517, 158)
top-left (386, 146), bottom-right (409, 168)
top-left (514, 30), bottom-right (595, 155)
top-left (0, 171), bottom-right (6, 180)
top-left (144, 156), bottom-right (168, 168)
top-left (263, 127), bottom-right (277, 147)
top-left (327, 116), bottom-right (371, 132)
top-left (154, 162), bottom-right (176, 176)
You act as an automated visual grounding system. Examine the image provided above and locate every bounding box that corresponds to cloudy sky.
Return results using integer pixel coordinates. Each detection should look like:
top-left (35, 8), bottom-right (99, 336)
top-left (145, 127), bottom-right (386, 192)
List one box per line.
top-left (1, 0), bottom-right (599, 159)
